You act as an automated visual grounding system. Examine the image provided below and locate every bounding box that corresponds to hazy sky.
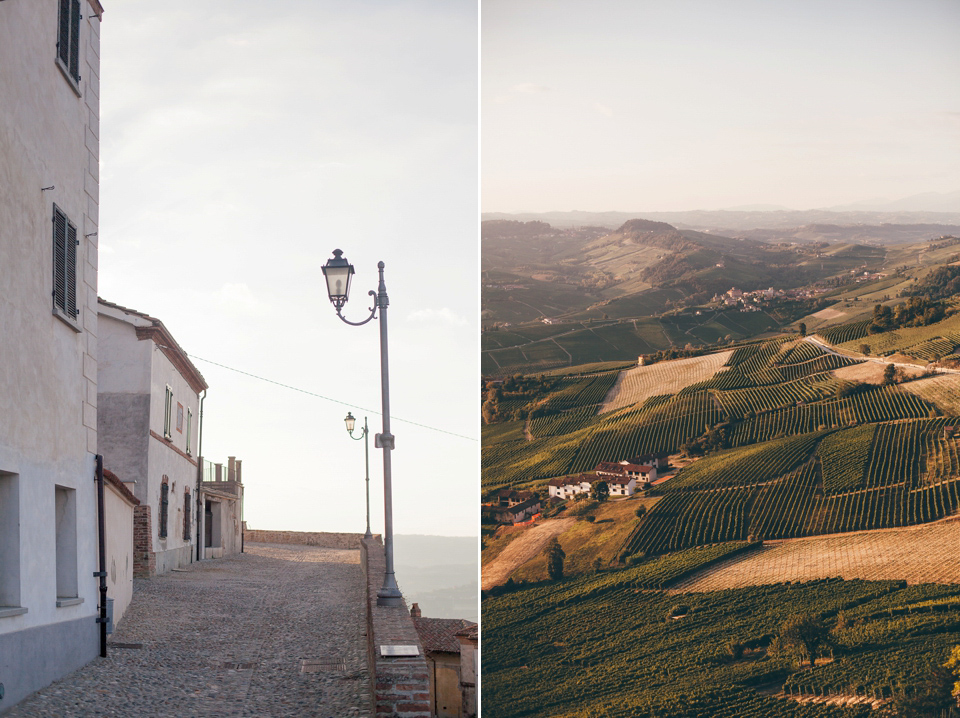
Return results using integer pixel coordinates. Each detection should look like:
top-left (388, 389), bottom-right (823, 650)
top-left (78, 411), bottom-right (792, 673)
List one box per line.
top-left (99, 1), bottom-right (478, 539)
top-left (483, 0), bottom-right (960, 213)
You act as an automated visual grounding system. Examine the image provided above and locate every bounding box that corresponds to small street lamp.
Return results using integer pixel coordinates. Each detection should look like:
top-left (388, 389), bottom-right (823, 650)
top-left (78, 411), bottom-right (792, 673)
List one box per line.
top-left (344, 412), bottom-right (373, 539)
top-left (322, 249), bottom-right (402, 607)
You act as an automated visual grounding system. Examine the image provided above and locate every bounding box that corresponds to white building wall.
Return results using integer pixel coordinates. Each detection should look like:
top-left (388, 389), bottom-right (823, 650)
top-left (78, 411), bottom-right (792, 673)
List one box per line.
top-left (104, 482), bottom-right (136, 626)
top-left (0, 0), bottom-right (103, 709)
top-left (146, 349), bottom-right (200, 573)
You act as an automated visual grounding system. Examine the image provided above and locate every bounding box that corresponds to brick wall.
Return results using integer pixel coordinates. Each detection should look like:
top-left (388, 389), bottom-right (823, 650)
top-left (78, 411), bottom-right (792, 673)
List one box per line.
top-left (243, 528), bottom-right (366, 550)
top-left (361, 537), bottom-right (431, 718)
top-left (133, 505), bottom-right (155, 578)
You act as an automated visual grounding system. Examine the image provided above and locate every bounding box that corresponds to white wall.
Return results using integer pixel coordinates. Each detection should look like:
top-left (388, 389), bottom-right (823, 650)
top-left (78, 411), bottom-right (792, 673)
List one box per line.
top-left (146, 347), bottom-right (200, 572)
top-left (0, 0), bottom-right (101, 648)
top-left (104, 482), bottom-right (136, 625)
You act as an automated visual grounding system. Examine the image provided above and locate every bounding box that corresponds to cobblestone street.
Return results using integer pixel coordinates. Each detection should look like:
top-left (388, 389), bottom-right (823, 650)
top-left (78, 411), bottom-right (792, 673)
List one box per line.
top-left (6, 543), bottom-right (371, 718)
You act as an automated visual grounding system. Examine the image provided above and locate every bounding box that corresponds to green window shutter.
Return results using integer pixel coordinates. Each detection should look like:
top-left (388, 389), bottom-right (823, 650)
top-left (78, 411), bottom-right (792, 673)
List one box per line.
top-left (57, 0), bottom-right (71, 68)
top-left (66, 222), bottom-right (77, 316)
top-left (68, 0), bottom-right (81, 81)
top-left (52, 207), bottom-right (67, 312)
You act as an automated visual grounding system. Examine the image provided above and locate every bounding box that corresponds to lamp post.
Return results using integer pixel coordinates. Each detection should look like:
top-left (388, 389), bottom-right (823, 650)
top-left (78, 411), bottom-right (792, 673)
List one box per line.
top-left (322, 249), bottom-right (402, 607)
top-left (344, 412), bottom-right (372, 539)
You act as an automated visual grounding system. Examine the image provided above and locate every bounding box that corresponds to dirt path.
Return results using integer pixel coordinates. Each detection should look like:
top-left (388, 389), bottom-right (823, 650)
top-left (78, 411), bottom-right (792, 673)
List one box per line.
top-left (482, 518), bottom-right (576, 590)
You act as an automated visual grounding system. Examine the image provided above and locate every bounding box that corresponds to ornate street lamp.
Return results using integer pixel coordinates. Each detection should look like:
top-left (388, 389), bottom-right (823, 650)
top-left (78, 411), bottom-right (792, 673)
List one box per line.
top-left (322, 249), bottom-right (402, 607)
top-left (344, 412), bottom-right (373, 539)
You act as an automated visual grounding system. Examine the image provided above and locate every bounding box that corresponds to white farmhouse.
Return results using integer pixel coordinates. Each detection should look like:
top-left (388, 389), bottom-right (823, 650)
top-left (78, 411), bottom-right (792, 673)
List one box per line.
top-left (547, 474), bottom-right (594, 500)
top-left (97, 299), bottom-right (208, 576)
top-left (0, 0), bottom-right (104, 707)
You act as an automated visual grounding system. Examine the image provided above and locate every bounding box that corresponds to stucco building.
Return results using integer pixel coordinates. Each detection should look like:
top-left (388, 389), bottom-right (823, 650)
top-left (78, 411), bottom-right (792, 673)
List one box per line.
top-left (97, 299), bottom-right (207, 576)
top-left (0, 0), bottom-right (105, 708)
top-left (199, 457), bottom-right (244, 559)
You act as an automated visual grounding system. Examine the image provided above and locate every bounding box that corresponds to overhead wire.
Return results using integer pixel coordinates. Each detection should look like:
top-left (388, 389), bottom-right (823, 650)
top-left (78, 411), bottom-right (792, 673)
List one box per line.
top-left (186, 353), bottom-right (477, 442)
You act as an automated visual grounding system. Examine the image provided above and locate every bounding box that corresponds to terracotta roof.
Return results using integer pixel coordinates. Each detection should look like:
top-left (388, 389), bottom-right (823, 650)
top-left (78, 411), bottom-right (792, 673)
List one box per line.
top-left (98, 298), bottom-right (208, 394)
top-left (455, 623), bottom-right (478, 642)
top-left (102, 468), bottom-right (140, 506)
top-left (604, 475), bottom-right (632, 485)
top-left (413, 618), bottom-right (476, 654)
top-left (595, 462), bottom-right (627, 475)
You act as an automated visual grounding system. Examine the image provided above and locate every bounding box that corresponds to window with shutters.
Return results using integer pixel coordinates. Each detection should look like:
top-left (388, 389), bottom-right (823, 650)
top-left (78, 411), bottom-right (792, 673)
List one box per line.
top-left (52, 205), bottom-right (79, 326)
top-left (163, 386), bottom-right (174, 439)
top-left (159, 479), bottom-right (169, 539)
top-left (56, 0), bottom-right (82, 89)
top-left (183, 490), bottom-right (192, 541)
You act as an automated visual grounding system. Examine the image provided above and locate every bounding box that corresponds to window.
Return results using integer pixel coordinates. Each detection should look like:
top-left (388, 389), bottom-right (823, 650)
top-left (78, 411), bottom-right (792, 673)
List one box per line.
top-left (159, 478), bottom-right (169, 539)
top-left (52, 205), bottom-right (78, 321)
top-left (56, 0), bottom-right (82, 84)
top-left (177, 402), bottom-right (184, 433)
top-left (186, 408), bottom-right (193, 455)
top-left (163, 385), bottom-right (173, 439)
top-left (55, 486), bottom-right (78, 601)
top-left (183, 490), bottom-right (192, 541)
top-left (0, 473), bottom-right (22, 613)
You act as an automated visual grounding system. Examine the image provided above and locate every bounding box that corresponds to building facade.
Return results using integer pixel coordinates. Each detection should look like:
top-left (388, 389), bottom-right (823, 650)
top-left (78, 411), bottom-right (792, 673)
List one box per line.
top-left (97, 299), bottom-right (207, 576)
top-left (199, 457), bottom-right (244, 559)
top-left (0, 0), bottom-right (105, 708)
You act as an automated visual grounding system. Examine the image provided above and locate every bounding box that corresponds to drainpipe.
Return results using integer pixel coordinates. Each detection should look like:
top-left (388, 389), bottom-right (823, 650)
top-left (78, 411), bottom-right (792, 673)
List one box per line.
top-left (94, 454), bottom-right (108, 657)
top-left (195, 389), bottom-right (206, 561)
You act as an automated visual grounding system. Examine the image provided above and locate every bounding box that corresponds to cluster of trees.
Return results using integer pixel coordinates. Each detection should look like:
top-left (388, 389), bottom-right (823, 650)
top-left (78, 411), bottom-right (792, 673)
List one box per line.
top-left (482, 374), bottom-right (557, 424)
top-left (902, 262), bottom-right (960, 302)
top-left (640, 345), bottom-right (710, 365)
top-left (682, 423), bottom-right (730, 457)
top-left (869, 297), bottom-right (946, 334)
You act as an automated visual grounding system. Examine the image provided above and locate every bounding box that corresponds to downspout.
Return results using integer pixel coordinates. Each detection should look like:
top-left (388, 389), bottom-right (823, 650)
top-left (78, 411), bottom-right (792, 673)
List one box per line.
top-left (94, 454), bottom-right (108, 657)
top-left (195, 389), bottom-right (206, 561)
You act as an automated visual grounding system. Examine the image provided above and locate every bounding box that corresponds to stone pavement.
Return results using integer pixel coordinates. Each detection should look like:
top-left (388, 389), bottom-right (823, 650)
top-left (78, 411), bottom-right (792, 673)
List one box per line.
top-left (6, 543), bottom-right (372, 717)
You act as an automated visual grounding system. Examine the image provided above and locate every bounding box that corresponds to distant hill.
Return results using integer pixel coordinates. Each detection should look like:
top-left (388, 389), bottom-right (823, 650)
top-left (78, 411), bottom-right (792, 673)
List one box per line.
top-left (392, 534), bottom-right (477, 623)
top-left (482, 208), bottom-right (960, 232)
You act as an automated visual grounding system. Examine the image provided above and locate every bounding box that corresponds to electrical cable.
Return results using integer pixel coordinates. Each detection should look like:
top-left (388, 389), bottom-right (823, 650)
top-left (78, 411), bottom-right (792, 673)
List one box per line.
top-left (186, 353), bottom-right (477, 442)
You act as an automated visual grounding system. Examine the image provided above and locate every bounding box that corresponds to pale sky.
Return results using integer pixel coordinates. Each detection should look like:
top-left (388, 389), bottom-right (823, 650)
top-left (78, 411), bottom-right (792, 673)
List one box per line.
top-left (99, 1), bottom-right (478, 538)
top-left (483, 0), bottom-right (960, 213)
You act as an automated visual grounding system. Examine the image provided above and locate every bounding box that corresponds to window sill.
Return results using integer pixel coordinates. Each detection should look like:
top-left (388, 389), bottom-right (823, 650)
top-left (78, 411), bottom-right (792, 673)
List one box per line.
top-left (0, 606), bottom-right (28, 618)
top-left (53, 306), bottom-right (82, 333)
top-left (56, 597), bottom-right (84, 608)
top-left (55, 57), bottom-right (82, 97)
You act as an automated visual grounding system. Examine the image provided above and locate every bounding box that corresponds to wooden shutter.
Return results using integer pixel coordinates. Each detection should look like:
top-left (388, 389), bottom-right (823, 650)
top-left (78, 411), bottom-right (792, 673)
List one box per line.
top-left (66, 222), bottom-right (77, 316)
top-left (68, 0), bottom-right (81, 81)
top-left (52, 207), bottom-right (67, 311)
top-left (183, 491), bottom-right (192, 541)
top-left (57, 0), bottom-right (71, 68)
top-left (159, 481), bottom-right (169, 538)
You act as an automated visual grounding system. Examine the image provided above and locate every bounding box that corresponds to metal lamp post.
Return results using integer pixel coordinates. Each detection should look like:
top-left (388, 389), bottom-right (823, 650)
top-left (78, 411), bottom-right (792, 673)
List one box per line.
top-left (322, 249), bottom-right (402, 607)
top-left (344, 412), bottom-right (373, 539)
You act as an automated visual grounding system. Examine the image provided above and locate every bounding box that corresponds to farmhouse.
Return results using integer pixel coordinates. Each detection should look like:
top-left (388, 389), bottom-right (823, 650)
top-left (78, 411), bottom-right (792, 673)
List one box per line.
top-left (628, 453), bottom-right (670, 470)
top-left (547, 474), bottom-right (594, 500)
top-left (482, 489), bottom-right (541, 524)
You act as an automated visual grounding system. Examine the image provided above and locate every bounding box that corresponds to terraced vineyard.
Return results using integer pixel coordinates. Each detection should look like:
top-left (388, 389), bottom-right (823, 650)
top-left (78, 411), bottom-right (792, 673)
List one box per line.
top-left (816, 320), bottom-right (871, 345)
top-left (483, 573), bottom-right (960, 718)
top-left (838, 311), bottom-right (960, 357)
top-left (624, 418), bottom-right (960, 556)
top-left (902, 373), bottom-right (960, 414)
top-left (599, 350), bottom-right (733, 413)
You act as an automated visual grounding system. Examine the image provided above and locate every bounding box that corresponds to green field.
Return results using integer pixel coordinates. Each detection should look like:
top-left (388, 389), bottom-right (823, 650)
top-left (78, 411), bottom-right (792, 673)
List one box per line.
top-left (484, 574), bottom-right (960, 717)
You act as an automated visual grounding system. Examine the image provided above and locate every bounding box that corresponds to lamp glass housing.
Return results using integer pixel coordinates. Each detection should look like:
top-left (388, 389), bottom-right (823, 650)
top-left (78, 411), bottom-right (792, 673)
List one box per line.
top-left (344, 412), bottom-right (356, 434)
top-left (322, 249), bottom-right (355, 306)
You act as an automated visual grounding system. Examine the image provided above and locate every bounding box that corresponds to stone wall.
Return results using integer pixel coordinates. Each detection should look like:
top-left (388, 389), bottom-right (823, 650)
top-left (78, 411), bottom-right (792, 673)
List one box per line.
top-left (361, 537), bottom-right (431, 718)
top-left (243, 528), bottom-right (366, 550)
